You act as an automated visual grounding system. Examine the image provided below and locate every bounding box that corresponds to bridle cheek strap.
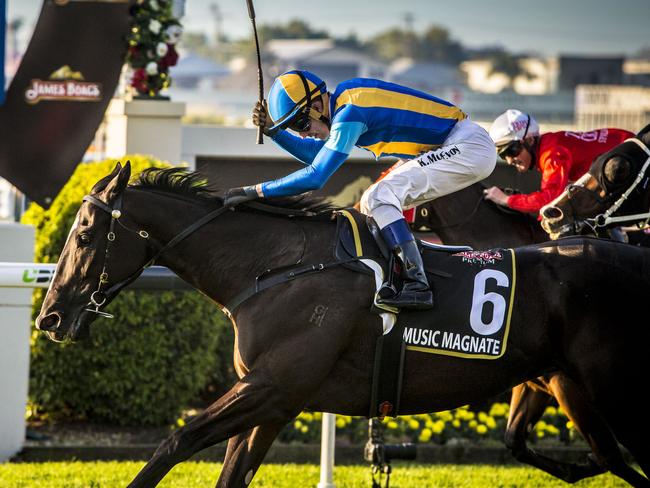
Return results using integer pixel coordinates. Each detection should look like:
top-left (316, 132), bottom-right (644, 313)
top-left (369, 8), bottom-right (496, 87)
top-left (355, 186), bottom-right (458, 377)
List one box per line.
top-left (82, 194), bottom-right (139, 319)
top-left (81, 194), bottom-right (228, 318)
top-left (591, 138), bottom-right (650, 228)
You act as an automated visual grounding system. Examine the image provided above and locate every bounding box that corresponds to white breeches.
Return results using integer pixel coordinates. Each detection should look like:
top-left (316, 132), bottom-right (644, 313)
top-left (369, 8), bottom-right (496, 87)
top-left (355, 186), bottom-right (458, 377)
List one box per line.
top-left (360, 119), bottom-right (497, 229)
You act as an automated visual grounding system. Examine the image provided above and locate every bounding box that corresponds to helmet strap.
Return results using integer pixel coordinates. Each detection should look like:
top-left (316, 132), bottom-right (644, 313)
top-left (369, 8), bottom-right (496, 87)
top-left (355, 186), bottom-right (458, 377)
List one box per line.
top-left (523, 136), bottom-right (539, 169)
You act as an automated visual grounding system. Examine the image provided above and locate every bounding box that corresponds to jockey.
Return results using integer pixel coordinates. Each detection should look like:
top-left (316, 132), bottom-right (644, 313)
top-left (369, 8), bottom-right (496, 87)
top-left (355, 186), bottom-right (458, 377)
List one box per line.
top-left (224, 70), bottom-right (496, 310)
top-left (483, 109), bottom-right (634, 215)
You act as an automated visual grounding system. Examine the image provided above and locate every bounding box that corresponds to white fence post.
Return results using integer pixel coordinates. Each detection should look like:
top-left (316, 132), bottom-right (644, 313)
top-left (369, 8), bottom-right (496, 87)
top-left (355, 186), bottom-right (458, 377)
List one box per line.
top-left (0, 223), bottom-right (34, 462)
top-left (317, 413), bottom-right (336, 488)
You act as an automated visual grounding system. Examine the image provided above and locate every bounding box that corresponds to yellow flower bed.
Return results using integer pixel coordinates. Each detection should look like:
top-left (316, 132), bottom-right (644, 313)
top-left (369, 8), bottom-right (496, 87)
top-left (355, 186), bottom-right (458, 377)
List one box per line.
top-left (277, 402), bottom-right (575, 445)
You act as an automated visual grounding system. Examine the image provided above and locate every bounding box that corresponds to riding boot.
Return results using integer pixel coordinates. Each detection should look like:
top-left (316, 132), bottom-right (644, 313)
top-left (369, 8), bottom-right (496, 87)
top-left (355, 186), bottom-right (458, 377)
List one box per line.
top-left (376, 219), bottom-right (434, 310)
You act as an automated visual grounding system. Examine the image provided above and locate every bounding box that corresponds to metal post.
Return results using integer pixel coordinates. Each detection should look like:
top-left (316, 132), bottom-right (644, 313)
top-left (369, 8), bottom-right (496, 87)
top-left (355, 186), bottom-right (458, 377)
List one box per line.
top-left (317, 413), bottom-right (336, 488)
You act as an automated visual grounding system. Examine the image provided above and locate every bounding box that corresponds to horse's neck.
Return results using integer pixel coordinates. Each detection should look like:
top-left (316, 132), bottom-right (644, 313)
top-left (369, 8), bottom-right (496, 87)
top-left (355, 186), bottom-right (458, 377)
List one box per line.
top-left (127, 191), bottom-right (321, 306)
top-left (429, 186), bottom-right (544, 248)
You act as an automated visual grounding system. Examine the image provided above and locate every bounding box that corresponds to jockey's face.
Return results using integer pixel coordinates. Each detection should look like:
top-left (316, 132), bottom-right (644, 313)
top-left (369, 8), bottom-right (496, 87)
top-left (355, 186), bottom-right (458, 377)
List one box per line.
top-left (297, 100), bottom-right (330, 140)
top-left (503, 137), bottom-right (534, 172)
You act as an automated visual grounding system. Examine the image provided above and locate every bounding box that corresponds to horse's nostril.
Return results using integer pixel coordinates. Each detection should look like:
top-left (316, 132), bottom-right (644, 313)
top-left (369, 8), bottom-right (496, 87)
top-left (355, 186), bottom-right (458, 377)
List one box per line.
top-left (542, 206), bottom-right (563, 221)
top-left (37, 313), bottom-right (61, 332)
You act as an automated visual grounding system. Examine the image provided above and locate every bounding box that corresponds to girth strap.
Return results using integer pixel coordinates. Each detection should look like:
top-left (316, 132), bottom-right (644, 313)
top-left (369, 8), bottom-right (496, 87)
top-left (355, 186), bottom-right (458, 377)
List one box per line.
top-left (224, 257), bottom-right (361, 316)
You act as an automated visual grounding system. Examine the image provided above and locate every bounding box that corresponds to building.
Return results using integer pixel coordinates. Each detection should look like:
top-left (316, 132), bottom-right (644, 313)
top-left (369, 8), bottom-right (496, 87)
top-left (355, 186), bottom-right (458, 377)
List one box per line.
top-left (558, 56), bottom-right (624, 90)
top-left (168, 53), bottom-right (230, 89)
top-left (385, 57), bottom-right (463, 94)
top-left (575, 85), bottom-right (650, 132)
top-left (265, 39), bottom-right (386, 87)
top-left (459, 57), bottom-right (558, 95)
top-left (624, 58), bottom-right (650, 87)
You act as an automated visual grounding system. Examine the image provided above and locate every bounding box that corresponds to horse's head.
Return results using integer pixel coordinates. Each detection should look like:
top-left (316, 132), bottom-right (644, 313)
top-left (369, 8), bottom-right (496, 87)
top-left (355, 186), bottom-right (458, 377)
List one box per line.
top-left (35, 162), bottom-right (151, 342)
top-left (541, 135), bottom-right (650, 239)
top-left (539, 172), bottom-right (612, 239)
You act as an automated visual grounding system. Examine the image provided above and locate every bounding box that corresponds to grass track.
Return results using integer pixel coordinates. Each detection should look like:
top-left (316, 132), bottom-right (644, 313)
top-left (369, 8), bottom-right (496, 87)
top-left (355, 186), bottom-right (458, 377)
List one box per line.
top-left (0, 462), bottom-right (632, 487)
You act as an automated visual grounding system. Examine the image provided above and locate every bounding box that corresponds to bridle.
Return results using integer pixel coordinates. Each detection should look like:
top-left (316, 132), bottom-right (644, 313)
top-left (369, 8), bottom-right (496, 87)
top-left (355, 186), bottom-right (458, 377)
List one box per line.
top-left (545, 138), bottom-right (650, 238)
top-left (79, 191), bottom-right (321, 319)
top-left (587, 138), bottom-right (650, 229)
top-left (81, 193), bottom-right (228, 319)
top-left (552, 183), bottom-right (611, 237)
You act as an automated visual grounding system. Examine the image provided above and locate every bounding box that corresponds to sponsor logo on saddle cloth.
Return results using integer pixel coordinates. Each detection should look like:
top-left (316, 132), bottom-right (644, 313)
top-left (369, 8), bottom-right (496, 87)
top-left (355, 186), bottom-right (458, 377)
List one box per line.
top-left (400, 249), bottom-right (516, 360)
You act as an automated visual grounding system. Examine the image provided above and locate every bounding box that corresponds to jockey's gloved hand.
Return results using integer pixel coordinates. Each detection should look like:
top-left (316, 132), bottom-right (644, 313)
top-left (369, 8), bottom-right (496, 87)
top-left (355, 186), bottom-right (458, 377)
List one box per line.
top-left (252, 100), bottom-right (273, 137)
top-left (224, 185), bottom-right (260, 208)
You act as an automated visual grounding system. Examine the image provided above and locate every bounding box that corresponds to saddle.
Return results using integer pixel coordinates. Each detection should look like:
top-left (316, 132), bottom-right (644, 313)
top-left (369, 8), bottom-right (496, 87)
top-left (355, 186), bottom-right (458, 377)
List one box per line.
top-left (333, 208), bottom-right (472, 280)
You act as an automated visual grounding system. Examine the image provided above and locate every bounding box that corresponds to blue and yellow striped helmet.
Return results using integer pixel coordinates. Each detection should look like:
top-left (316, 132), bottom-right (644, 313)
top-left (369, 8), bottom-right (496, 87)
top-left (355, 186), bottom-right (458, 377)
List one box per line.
top-left (268, 70), bottom-right (327, 133)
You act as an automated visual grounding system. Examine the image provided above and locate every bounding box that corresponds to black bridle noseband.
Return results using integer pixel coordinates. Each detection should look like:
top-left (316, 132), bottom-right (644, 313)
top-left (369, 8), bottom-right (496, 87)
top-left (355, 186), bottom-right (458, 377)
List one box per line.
top-left (81, 193), bottom-right (228, 319)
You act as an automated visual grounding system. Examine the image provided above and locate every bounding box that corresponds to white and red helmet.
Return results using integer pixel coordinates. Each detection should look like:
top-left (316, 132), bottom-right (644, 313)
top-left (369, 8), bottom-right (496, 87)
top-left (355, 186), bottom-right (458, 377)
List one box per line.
top-left (489, 109), bottom-right (540, 148)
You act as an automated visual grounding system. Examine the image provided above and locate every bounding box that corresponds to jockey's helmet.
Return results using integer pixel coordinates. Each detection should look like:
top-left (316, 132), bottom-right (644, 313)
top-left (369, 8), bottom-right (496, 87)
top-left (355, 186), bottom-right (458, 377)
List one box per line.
top-left (489, 109), bottom-right (540, 151)
top-left (268, 70), bottom-right (328, 133)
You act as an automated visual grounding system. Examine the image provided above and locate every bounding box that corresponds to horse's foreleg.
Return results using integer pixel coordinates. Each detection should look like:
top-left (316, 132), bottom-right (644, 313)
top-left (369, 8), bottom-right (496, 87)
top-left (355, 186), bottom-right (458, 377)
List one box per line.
top-left (504, 380), bottom-right (603, 483)
top-left (215, 422), bottom-right (286, 488)
top-left (126, 373), bottom-right (299, 488)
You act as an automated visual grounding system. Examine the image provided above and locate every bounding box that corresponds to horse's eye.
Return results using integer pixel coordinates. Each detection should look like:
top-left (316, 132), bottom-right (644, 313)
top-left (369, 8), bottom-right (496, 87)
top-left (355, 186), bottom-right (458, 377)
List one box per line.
top-left (77, 233), bottom-right (92, 246)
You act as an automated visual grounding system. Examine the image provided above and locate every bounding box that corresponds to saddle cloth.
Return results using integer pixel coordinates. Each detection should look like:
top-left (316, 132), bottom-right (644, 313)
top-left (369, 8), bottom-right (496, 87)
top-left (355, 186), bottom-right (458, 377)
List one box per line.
top-left (333, 209), bottom-right (517, 418)
top-left (335, 209), bottom-right (516, 359)
top-left (404, 248), bottom-right (516, 360)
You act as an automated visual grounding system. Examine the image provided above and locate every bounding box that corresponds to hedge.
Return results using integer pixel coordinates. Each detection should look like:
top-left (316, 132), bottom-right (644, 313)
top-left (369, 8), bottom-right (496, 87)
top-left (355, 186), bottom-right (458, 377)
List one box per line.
top-left (23, 155), bottom-right (236, 426)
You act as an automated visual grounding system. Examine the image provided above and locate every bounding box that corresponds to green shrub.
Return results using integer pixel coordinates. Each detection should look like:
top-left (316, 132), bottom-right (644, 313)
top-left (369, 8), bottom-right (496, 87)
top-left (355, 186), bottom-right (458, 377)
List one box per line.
top-left (23, 155), bottom-right (236, 425)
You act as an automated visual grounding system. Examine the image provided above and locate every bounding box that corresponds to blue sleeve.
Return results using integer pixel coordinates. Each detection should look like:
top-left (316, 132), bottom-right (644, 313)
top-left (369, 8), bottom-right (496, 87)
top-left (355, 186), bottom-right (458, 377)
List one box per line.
top-left (261, 121), bottom-right (366, 197)
top-left (271, 130), bottom-right (325, 165)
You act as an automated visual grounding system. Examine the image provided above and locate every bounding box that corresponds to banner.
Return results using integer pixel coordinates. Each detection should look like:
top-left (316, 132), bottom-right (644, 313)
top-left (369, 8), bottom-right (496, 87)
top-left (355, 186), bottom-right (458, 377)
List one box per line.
top-left (0, 0), bottom-right (133, 208)
top-left (0, 0), bottom-right (5, 106)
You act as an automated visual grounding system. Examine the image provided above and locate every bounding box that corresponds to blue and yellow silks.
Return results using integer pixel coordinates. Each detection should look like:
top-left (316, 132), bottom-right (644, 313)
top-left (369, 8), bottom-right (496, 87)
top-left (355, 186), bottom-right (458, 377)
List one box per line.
top-left (262, 78), bottom-right (466, 198)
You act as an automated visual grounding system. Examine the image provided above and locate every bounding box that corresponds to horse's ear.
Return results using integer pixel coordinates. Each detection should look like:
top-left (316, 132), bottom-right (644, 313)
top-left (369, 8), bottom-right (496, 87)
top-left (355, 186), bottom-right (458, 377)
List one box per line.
top-left (638, 123), bottom-right (650, 146)
top-left (90, 162), bottom-right (123, 194)
top-left (604, 156), bottom-right (632, 186)
top-left (99, 161), bottom-right (131, 201)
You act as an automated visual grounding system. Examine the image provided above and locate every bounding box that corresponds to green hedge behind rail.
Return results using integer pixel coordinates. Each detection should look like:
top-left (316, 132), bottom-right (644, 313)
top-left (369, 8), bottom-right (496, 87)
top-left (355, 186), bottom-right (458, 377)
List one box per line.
top-left (22, 156), bottom-right (235, 425)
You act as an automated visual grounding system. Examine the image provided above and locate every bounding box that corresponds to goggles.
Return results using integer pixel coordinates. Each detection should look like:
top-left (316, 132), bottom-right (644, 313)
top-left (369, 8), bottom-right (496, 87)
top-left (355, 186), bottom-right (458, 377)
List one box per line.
top-left (497, 114), bottom-right (531, 160)
top-left (269, 71), bottom-right (329, 134)
top-left (498, 140), bottom-right (525, 159)
top-left (288, 107), bottom-right (328, 133)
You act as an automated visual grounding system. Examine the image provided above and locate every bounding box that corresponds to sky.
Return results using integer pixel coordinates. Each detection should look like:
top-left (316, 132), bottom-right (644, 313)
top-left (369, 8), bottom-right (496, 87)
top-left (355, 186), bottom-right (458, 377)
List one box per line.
top-left (7, 0), bottom-right (650, 58)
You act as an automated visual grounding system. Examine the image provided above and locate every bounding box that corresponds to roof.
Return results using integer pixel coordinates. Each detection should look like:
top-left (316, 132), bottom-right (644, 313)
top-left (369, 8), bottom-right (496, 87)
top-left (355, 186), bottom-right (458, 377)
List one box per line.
top-left (169, 53), bottom-right (230, 79)
top-left (266, 39), bottom-right (335, 62)
top-left (387, 58), bottom-right (461, 88)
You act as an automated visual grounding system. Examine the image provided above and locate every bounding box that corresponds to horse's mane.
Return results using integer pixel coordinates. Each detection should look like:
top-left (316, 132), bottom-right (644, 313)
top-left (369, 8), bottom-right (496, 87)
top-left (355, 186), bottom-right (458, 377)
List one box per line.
top-left (132, 167), bottom-right (337, 217)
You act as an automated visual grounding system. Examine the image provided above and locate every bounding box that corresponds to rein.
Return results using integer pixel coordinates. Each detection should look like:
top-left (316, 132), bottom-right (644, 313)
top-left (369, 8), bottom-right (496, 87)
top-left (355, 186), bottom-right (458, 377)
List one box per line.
top-left (588, 138), bottom-right (650, 228)
top-left (81, 191), bottom-right (338, 319)
top-left (81, 194), bottom-right (228, 318)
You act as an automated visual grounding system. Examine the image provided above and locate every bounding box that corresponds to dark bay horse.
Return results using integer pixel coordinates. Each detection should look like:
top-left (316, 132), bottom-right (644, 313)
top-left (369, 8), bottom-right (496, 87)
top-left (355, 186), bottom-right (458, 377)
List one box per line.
top-left (384, 181), bottom-right (644, 484)
top-left (541, 125), bottom-right (650, 240)
top-left (36, 163), bottom-right (650, 487)
top-left (411, 182), bottom-right (548, 248)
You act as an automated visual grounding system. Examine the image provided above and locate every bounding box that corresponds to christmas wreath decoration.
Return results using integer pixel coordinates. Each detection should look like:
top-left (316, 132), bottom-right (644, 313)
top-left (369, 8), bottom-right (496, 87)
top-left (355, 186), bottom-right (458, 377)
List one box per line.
top-left (126, 0), bottom-right (183, 98)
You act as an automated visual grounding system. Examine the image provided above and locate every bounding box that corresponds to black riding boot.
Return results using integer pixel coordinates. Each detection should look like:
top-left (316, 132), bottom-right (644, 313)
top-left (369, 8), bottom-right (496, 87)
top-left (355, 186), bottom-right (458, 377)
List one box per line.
top-left (377, 239), bottom-right (434, 310)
